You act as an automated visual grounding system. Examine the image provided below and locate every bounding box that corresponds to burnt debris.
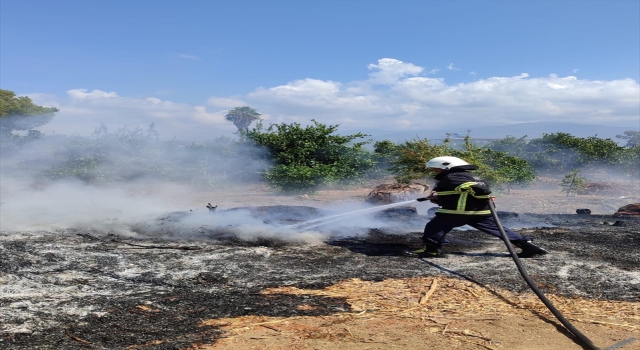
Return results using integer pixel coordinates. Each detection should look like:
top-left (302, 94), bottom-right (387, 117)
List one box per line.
top-left (1, 206), bottom-right (639, 349)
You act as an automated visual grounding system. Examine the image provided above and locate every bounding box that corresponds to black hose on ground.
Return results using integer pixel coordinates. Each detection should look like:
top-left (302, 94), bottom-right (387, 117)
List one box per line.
top-left (488, 200), bottom-right (601, 350)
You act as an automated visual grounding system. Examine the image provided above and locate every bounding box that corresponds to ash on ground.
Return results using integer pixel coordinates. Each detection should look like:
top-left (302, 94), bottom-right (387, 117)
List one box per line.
top-left (1, 205), bottom-right (639, 349)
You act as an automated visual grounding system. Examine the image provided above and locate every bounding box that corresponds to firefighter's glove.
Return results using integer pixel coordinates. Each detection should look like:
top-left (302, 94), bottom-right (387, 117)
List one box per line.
top-left (416, 197), bottom-right (429, 202)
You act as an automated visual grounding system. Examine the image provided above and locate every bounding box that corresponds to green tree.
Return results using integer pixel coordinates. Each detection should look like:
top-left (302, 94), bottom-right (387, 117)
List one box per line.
top-left (616, 130), bottom-right (640, 148)
top-left (388, 137), bottom-right (451, 183)
top-left (0, 89), bottom-right (59, 135)
top-left (245, 120), bottom-right (376, 191)
top-left (225, 106), bottom-right (262, 140)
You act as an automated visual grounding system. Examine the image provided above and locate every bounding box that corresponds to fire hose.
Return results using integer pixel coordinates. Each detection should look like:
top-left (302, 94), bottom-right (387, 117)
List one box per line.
top-left (488, 199), bottom-right (636, 350)
top-left (286, 196), bottom-right (636, 349)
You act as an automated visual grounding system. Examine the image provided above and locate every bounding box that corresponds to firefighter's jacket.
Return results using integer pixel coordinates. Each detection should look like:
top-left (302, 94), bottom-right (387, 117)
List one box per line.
top-left (432, 165), bottom-right (492, 215)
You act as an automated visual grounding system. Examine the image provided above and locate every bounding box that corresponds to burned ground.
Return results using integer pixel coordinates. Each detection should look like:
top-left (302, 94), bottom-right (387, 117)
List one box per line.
top-left (1, 205), bottom-right (639, 349)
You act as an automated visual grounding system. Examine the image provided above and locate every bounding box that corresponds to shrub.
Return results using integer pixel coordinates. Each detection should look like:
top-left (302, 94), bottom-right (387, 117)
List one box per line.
top-left (245, 120), bottom-right (379, 191)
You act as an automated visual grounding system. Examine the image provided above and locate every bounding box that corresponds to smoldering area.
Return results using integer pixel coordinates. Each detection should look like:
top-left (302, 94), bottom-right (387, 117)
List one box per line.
top-left (1, 129), bottom-right (640, 349)
top-left (1, 201), bottom-right (639, 349)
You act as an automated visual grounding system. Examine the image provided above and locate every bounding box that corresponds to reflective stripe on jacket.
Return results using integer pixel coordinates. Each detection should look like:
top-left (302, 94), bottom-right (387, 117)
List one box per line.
top-left (433, 167), bottom-right (492, 215)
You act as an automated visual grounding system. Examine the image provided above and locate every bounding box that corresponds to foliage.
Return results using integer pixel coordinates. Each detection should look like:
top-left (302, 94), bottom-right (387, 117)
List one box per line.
top-left (371, 140), bottom-right (400, 175)
top-left (225, 106), bottom-right (262, 140)
top-left (388, 135), bottom-right (535, 192)
top-left (388, 137), bottom-right (452, 183)
top-left (487, 132), bottom-right (632, 177)
top-left (617, 145), bottom-right (640, 178)
top-left (476, 148), bottom-right (536, 193)
top-left (616, 130), bottom-right (640, 148)
top-left (245, 120), bottom-right (378, 191)
top-left (452, 137), bottom-right (535, 193)
top-left (560, 169), bottom-right (587, 197)
top-left (0, 89), bottom-right (59, 134)
top-left (443, 132), bottom-right (637, 186)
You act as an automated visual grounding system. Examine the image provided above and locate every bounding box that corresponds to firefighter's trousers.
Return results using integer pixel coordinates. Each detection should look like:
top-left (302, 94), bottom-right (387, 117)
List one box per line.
top-left (422, 213), bottom-right (530, 248)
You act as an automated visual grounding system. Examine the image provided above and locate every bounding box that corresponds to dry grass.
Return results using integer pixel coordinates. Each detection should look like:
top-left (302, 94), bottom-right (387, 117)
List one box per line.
top-left (201, 277), bottom-right (640, 344)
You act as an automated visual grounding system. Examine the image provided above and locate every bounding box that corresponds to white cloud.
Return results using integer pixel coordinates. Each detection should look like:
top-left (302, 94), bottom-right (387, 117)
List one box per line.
top-left (447, 63), bottom-right (460, 71)
top-left (427, 68), bottom-right (441, 74)
top-left (547, 82), bottom-right (568, 90)
top-left (236, 60), bottom-right (638, 131)
top-left (207, 97), bottom-right (248, 108)
top-left (367, 58), bottom-right (423, 84)
top-left (67, 89), bottom-right (118, 99)
top-left (25, 58), bottom-right (640, 141)
top-left (192, 106), bottom-right (227, 124)
top-left (264, 78), bottom-right (341, 97)
top-left (248, 78), bottom-right (384, 122)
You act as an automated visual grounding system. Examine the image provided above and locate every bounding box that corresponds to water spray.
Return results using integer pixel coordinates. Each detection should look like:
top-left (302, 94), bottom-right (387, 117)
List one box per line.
top-left (284, 199), bottom-right (419, 230)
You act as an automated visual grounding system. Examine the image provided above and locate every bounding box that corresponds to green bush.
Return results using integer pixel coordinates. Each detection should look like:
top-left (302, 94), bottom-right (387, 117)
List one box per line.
top-left (245, 120), bottom-right (380, 191)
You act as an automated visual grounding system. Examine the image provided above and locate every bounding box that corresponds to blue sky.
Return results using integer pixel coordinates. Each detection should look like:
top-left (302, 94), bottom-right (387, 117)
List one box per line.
top-left (1, 0), bottom-right (639, 140)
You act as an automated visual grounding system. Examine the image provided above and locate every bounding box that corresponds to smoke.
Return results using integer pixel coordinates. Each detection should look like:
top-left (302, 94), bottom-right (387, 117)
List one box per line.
top-left (0, 177), bottom-right (183, 233)
top-left (123, 206), bottom-right (334, 244)
top-left (4, 122), bottom-right (634, 243)
top-left (0, 124), bottom-right (284, 241)
top-left (0, 126), bottom-right (388, 245)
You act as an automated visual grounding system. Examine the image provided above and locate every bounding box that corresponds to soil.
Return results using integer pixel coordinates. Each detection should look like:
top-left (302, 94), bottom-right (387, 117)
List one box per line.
top-left (1, 180), bottom-right (640, 350)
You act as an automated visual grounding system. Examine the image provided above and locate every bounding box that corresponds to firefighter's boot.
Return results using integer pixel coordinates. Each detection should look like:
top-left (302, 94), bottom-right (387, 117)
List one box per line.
top-left (402, 244), bottom-right (444, 258)
top-left (512, 240), bottom-right (549, 258)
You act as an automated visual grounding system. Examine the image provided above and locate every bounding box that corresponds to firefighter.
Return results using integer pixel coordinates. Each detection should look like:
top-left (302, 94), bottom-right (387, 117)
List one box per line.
top-left (403, 156), bottom-right (549, 258)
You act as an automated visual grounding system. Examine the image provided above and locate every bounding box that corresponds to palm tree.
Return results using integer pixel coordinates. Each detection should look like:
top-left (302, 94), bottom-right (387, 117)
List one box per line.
top-left (225, 106), bottom-right (261, 140)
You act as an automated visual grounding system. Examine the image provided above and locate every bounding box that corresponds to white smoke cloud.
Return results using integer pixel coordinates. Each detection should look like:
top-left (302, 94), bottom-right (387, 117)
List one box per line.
top-left (0, 178), bottom-right (181, 233)
top-left (0, 177), bottom-right (332, 244)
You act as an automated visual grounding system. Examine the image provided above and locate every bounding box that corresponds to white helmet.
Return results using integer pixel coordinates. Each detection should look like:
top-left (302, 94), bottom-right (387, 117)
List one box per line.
top-left (425, 156), bottom-right (470, 170)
